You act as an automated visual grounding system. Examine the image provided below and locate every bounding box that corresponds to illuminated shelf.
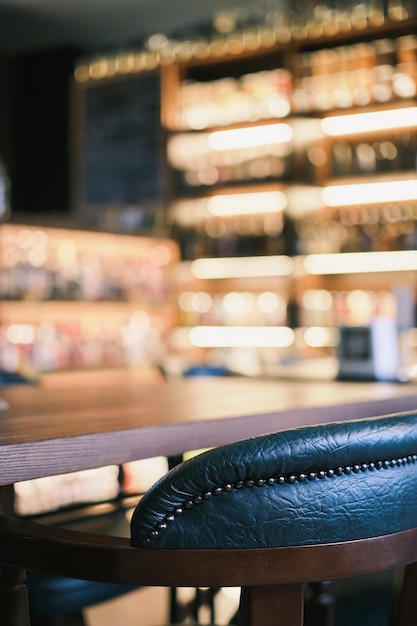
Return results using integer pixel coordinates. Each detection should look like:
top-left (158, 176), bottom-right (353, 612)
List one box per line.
top-left (167, 122), bottom-right (294, 165)
top-left (321, 176), bottom-right (417, 207)
top-left (303, 250), bottom-right (417, 275)
top-left (177, 250), bottom-right (417, 281)
top-left (189, 255), bottom-right (294, 279)
top-left (163, 18), bottom-right (417, 363)
top-left (172, 325), bottom-right (343, 349)
top-left (0, 225), bottom-right (179, 374)
top-left (321, 105), bottom-right (417, 136)
top-left (0, 300), bottom-right (176, 324)
top-left (171, 325), bottom-right (295, 349)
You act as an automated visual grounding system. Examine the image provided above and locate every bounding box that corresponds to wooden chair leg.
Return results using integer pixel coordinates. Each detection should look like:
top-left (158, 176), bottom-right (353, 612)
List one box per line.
top-left (239, 585), bottom-right (303, 626)
top-left (0, 565), bottom-right (31, 626)
top-left (169, 587), bottom-right (178, 622)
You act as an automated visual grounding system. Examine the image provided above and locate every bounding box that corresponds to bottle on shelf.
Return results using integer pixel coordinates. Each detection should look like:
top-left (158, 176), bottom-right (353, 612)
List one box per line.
top-left (330, 133), bottom-right (416, 178)
top-left (0, 157), bottom-right (10, 222)
top-left (291, 34), bottom-right (417, 114)
top-left (177, 68), bottom-right (292, 130)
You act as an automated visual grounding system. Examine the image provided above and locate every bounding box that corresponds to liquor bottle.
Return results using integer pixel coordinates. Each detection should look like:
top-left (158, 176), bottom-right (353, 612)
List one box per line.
top-left (0, 157), bottom-right (10, 221)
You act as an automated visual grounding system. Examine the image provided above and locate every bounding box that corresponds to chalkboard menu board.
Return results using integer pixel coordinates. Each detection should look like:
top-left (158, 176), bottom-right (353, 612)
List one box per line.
top-left (83, 71), bottom-right (161, 208)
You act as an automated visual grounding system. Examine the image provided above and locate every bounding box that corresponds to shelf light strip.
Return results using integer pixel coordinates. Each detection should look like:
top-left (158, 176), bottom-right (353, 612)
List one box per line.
top-left (303, 250), bottom-right (417, 275)
top-left (191, 255), bottom-right (294, 279)
top-left (189, 326), bottom-right (295, 348)
top-left (207, 190), bottom-right (288, 216)
top-left (321, 107), bottom-right (417, 136)
top-left (321, 179), bottom-right (417, 207)
top-left (167, 124), bottom-right (292, 169)
top-left (207, 124), bottom-right (294, 150)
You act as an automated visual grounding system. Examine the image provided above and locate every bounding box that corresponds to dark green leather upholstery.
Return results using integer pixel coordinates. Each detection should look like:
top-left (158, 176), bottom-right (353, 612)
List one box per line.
top-left (131, 411), bottom-right (417, 549)
top-left (26, 571), bottom-right (136, 615)
top-left (332, 570), bottom-right (396, 626)
top-left (27, 507), bottom-right (137, 617)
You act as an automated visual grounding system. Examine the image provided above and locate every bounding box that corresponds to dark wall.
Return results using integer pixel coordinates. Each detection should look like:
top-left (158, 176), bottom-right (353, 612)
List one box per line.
top-left (10, 48), bottom-right (80, 215)
top-left (0, 55), bottom-right (12, 168)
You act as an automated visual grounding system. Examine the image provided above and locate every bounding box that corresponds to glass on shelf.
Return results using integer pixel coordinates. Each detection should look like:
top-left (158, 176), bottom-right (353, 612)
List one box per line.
top-left (294, 202), bottom-right (417, 255)
top-left (292, 35), bottom-right (417, 113)
top-left (178, 68), bottom-right (292, 130)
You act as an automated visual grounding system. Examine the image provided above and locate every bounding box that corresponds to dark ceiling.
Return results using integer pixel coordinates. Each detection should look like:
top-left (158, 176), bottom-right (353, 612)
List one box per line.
top-left (0, 0), bottom-right (281, 56)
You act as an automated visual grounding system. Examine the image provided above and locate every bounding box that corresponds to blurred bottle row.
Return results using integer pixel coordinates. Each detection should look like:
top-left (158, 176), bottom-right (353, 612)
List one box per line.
top-left (292, 35), bottom-right (417, 112)
top-left (177, 35), bottom-right (416, 130)
top-left (295, 202), bottom-right (417, 254)
top-left (0, 227), bottom-right (179, 375)
top-left (0, 226), bottom-right (176, 302)
top-left (172, 201), bottom-right (417, 259)
top-left (177, 287), bottom-right (400, 330)
top-left (76, 0), bottom-right (415, 83)
top-left (330, 132), bottom-right (417, 178)
top-left (170, 130), bottom-right (416, 191)
top-left (173, 141), bottom-right (294, 190)
top-left (0, 310), bottom-right (172, 374)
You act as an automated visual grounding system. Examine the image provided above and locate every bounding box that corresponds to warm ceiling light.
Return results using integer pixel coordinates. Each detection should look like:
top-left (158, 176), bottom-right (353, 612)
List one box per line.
top-left (321, 107), bottom-right (417, 136)
top-left (189, 326), bottom-right (295, 348)
top-left (303, 250), bottom-right (417, 275)
top-left (89, 59), bottom-right (112, 79)
top-left (191, 255), bottom-right (294, 279)
top-left (207, 124), bottom-right (293, 150)
top-left (74, 65), bottom-right (90, 82)
top-left (207, 191), bottom-right (288, 216)
top-left (321, 179), bottom-right (417, 207)
top-left (146, 33), bottom-right (168, 50)
top-left (213, 12), bottom-right (236, 33)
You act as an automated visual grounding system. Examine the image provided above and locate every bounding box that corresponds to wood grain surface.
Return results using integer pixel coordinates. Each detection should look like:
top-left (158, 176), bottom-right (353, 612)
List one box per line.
top-left (1, 368), bottom-right (417, 485)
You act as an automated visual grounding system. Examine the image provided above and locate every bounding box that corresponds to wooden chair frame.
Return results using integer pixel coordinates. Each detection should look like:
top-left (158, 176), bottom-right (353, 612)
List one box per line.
top-left (1, 514), bottom-right (417, 626)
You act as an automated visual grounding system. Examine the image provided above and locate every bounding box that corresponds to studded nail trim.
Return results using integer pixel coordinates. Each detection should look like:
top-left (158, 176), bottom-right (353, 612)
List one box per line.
top-left (140, 453), bottom-right (417, 546)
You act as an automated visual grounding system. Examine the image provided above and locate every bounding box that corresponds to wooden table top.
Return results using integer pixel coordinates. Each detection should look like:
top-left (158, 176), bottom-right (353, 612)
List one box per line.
top-left (1, 368), bottom-right (417, 486)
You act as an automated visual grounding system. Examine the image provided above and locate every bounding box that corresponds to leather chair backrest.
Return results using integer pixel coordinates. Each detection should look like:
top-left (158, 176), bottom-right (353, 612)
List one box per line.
top-left (131, 411), bottom-right (417, 550)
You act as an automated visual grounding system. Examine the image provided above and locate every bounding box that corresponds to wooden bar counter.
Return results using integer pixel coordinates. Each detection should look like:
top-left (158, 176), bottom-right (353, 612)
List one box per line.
top-left (1, 368), bottom-right (417, 487)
